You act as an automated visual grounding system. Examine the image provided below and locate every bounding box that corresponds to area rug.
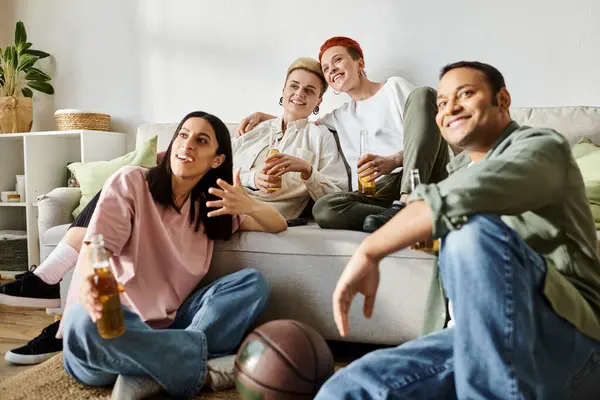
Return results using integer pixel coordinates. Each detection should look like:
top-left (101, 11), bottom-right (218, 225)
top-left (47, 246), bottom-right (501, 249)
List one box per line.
top-left (0, 353), bottom-right (239, 400)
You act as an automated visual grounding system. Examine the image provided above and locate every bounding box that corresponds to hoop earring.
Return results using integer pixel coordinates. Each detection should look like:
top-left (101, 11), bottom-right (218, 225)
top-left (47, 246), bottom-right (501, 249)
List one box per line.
top-left (333, 90), bottom-right (341, 95)
top-left (313, 106), bottom-right (320, 115)
top-left (279, 97), bottom-right (283, 106)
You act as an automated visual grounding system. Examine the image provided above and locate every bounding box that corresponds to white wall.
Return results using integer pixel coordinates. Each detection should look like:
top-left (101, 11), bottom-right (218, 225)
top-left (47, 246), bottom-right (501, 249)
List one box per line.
top-left (0, 2), bottom-right (16, 50)
top-left (3, 0), bottom-right (600, 147)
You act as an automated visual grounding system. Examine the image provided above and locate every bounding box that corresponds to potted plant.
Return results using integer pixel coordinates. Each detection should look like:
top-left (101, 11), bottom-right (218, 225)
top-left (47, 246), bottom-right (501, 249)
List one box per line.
top-left (0, 20), bottom-right (54, 133)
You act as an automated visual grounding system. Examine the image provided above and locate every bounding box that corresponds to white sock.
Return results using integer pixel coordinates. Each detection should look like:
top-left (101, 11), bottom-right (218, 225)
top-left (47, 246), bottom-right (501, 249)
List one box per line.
top-left (34, 242), bottom-right (79, 285)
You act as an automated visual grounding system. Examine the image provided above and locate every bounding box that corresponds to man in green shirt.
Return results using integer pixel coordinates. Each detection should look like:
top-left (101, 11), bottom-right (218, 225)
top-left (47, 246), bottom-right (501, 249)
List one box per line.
top-left (315, 61), bottom-right (600, 399)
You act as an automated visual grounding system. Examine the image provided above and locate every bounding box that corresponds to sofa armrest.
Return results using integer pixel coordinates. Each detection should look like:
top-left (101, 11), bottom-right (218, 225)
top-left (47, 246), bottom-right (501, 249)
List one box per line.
top-left (37, 187), bottom-right (81, 241)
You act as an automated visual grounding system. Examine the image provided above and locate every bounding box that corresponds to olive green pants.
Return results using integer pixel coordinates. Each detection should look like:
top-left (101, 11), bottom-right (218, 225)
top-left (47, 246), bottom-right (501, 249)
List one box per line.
top-left (313, 87), bottom-right (450, 231)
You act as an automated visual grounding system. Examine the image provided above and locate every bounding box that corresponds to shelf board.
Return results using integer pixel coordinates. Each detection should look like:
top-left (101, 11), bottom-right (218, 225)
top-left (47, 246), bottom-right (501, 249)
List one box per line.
top-left (0, 270), bottom-right (26, 279)
top-left (0, 202), bottom-right (26, 207)
top-left (0, 130), bottom-right (125, 138)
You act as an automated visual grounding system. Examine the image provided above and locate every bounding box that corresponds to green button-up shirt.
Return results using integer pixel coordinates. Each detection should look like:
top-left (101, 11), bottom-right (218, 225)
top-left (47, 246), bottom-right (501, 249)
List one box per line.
top-left (413, 121), bottom-right (600, 340)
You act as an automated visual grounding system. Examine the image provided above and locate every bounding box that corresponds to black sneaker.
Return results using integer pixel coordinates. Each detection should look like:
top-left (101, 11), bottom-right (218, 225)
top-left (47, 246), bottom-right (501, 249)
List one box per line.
top-left (0, 270), bottom-right (61, 308)
top-left (362, 202), bottom-right (406, 233)
top-left (5, 320), bottom-right (63, 365)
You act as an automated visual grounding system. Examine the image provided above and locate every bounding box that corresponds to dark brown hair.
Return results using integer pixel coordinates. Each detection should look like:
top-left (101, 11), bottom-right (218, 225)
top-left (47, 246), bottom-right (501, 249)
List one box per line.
top-left (440, 61), bottom-right (506, 105)
top-left (146, 111), bottom-right (234, 240)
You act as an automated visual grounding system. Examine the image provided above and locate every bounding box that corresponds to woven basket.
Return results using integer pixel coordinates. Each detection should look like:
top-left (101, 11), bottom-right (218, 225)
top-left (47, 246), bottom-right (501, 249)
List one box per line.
top-left (54, 109), bottom-right (111, 131)
top-left (0, 231), bottom-right (28, 271)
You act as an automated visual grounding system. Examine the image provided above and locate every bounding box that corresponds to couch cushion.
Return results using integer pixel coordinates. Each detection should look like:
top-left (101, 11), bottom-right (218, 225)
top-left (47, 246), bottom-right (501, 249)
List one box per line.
top-left (68, 135), bottom-right (158, 217)
top-left (572, 137), bottom-right (600, 230)
top-left (41, 224), bottom-right (70, 249)
top-left (512, 107), bottom-right (600, 146)
top-left (216, 222), bottom-right (433, 259)
top-left (41, 223), bottom-right (600, 259)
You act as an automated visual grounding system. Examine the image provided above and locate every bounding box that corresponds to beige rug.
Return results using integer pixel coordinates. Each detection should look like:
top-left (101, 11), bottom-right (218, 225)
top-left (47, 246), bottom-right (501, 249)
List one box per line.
top-left (0, 353), bottom-right (239, 400)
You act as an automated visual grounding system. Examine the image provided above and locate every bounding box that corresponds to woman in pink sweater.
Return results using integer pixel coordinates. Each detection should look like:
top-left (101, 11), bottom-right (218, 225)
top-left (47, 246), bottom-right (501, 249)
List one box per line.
top-left (60, 111), bottom-right (286, 399)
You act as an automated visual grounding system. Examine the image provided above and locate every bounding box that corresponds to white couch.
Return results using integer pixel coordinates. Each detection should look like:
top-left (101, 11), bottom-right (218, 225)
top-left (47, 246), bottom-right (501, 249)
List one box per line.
top-left (37, 106), bottom-right (600, 345)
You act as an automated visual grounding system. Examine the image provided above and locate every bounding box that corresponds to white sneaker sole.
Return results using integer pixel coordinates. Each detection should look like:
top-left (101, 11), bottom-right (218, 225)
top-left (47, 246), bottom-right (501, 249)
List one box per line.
top-left (5, 350), bottom-right (61, 365)
top-left (0, 293), bottom-right (61, 308)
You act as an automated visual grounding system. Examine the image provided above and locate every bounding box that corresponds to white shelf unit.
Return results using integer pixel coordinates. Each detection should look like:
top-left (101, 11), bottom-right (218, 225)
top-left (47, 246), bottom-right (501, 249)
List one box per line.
top-left (0, 130), bottom-right (127, 274)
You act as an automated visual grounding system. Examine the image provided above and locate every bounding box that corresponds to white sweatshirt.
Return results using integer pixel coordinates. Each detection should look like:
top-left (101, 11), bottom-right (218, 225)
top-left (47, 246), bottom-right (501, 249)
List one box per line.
top-left (319, 76), bottom-right (415, 190)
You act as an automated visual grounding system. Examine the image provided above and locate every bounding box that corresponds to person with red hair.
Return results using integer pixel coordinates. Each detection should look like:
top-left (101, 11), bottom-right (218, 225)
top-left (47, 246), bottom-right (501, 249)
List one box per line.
top-left (237, 36), bottom-right (450, 232)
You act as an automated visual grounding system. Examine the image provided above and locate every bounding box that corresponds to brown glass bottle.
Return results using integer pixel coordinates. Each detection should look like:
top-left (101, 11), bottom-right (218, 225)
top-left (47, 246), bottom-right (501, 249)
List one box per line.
top-left (90, 234), bottom-right (125, 339)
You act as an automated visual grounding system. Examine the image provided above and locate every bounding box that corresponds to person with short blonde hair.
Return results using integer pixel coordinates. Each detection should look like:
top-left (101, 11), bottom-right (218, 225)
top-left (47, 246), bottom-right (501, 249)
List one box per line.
top-left (233, 56), bottom-right (348, 220)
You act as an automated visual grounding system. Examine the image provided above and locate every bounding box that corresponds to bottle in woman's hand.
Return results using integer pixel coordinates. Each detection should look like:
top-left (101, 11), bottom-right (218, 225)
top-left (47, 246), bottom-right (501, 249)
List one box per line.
top-left (90, 234), bottom-right (125, 339)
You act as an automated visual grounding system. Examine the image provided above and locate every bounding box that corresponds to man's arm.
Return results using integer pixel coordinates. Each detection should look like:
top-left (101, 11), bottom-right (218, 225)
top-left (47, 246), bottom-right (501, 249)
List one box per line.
top-left (361, 200), bottom-right (433, 261)
top-left (412, 129), bottom-right (570, 238)
top-left (331, 200), bottom-right (433, 336)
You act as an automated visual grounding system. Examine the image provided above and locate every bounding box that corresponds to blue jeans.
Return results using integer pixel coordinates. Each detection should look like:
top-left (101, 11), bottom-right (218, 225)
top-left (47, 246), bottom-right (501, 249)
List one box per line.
top-left (62, 268), bottom-right (269, 397)
top-left (316, 215), bottom-right (600, 399)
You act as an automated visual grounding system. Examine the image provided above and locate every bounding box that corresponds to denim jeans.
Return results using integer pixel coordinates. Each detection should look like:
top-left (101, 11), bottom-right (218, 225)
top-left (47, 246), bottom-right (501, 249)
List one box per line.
top-left (316, 215), bottom-right (600, 399)
top-left (62, 268), bottom-right (269, 397)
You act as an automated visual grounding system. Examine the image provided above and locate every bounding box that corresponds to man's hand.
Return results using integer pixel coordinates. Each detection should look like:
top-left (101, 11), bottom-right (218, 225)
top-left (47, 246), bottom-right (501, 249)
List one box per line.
top-left (332, 250), bottom-right (380, 337)
top-left (264, 153), bottom-right (313, 180)
top-left (357, 153), bottom-right (400, 182)
top-left (254, 171), bottom-right (282, 193)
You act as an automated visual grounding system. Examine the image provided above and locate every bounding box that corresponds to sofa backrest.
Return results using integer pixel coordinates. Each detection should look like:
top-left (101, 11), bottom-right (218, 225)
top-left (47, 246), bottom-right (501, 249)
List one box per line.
top-left (511, 106), bottom-right (600, 146)
top-left (136, 106), bottom-right (600, 152)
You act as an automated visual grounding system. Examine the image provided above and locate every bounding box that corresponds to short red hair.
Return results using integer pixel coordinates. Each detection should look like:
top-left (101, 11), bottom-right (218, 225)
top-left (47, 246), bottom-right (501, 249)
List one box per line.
top-left (318, 36), bottom-right (364, 62)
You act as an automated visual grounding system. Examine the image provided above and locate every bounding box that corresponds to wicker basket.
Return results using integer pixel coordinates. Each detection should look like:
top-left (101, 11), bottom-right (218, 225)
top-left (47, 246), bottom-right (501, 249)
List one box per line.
top-left (54, 109), bottom-right (111, 131)
top-left (0, 231), bottom-right (28, 271)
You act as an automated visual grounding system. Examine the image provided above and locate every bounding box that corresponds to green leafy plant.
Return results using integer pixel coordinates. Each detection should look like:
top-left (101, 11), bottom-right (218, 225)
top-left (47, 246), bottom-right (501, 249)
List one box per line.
top-left (0, 20), bottom-right (54, 97)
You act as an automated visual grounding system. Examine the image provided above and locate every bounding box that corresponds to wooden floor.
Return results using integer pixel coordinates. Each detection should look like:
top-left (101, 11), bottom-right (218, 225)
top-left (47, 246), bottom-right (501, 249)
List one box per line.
top-left (0, 303), bottom-right (55, 380)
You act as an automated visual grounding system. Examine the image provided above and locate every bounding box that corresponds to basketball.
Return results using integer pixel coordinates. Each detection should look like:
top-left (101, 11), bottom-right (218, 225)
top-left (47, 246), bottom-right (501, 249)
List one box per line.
top-left (234, 319), bottom-right (335, 399)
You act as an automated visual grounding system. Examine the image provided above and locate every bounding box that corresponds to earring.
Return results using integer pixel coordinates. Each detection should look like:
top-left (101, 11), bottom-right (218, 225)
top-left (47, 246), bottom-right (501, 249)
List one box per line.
top-left (279, 97), bottom-right (283, 106)
top-left (313, 106), bottom-right (320, 115)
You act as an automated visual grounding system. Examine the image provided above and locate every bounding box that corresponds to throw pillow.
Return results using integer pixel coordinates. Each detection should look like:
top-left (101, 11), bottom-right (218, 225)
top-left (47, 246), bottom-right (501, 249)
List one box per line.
top-left (68, 135), bottom-right (158, 218)
top-left (572, 137), bottom-right (600, 229)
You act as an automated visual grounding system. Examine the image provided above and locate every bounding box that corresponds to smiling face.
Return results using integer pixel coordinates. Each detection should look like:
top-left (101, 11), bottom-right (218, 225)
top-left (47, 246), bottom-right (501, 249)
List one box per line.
top-left (282, 69), bottom-right (323, 121)
top-left (320, 45), bottom-right (364, 93)
top-left (169, 117), bottom-right (225, 182)
top-left (435, 67), bottom-right (511, 151)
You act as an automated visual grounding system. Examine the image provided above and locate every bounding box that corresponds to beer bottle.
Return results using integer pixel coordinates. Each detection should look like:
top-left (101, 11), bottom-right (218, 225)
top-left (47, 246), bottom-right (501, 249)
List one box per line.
top-left (409, 169), bottom-right (421, 192)
top-left (266, 126), bottom-right (282, 191)
top-left (409, 169), bottom-right (440, 252)
top-left (90, 234), bottom-right (125, 339)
